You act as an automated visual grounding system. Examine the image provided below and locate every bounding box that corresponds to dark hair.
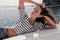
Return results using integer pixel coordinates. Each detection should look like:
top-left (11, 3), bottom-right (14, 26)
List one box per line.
top-left (35, 6), bottom-right (45, 23)
top-left (35, 6), bottom-right (56, 24)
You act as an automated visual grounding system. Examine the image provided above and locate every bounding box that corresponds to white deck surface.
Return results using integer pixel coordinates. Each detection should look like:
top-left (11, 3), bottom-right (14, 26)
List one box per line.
top-left (3, 24), bottom-right (60, 40)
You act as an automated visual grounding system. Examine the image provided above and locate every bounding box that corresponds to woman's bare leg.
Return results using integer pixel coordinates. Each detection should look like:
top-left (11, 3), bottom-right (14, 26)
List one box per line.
top-left (6, 28), bottom-right (17, 37)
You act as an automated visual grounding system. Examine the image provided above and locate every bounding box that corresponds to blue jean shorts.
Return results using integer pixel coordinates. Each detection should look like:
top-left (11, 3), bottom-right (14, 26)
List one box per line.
top-left (0, 27), bottom-right (7, 39)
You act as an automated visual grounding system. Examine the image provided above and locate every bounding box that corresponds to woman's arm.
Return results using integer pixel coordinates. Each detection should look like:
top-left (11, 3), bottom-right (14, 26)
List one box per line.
top-left (18, 0), bottom-right (24, 8)
top-left (18, 0), bottom-right (40, 8)
top-left (40, 3), bottom-right (57, 29)
top-left (44, 8), bottom-right (57, 24)
top-left (40, 3), bottom-right (57, 24)
top-left (44, 16), bottom-right (56, 28)
top-left (24, 0), bottom-right (40, 5)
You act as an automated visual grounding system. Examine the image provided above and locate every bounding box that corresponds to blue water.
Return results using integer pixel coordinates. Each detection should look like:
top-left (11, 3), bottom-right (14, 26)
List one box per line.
top-left (48, 6), bottom-right (60, 21)
top-left (0, 6), bottom-right (60, 27)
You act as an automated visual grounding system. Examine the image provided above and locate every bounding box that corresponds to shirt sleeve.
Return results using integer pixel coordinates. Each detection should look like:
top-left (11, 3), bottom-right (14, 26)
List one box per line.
top-left (18, 7), bottom-right (28, 18)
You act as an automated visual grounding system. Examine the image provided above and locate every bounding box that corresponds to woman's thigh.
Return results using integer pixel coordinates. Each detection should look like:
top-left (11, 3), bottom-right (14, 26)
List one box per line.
top-left (6, 28), bottom-right (17, 37)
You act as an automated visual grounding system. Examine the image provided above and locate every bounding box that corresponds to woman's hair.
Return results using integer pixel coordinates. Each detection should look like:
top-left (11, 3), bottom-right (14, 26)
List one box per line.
top-left (35, 6), bottom-right (45, 23)
top-left (35, 5), bottom-right (56, 24)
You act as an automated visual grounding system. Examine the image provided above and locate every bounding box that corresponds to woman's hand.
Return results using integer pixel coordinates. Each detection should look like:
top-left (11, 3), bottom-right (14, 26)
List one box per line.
top-left (29, 15), bottom-right (44, 25)
top-left (40, 3), bottom-right (46, 8)
top-left (32, 14), bottom-right (44, 20)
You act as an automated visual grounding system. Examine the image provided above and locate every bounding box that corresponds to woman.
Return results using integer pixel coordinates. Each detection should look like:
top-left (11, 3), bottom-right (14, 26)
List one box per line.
top-left (0, 0), bottom-right (57, 39)
top-left (11, 0), bottom-right (56, 37)
top-left (0, 0), bottom-right (42, 39)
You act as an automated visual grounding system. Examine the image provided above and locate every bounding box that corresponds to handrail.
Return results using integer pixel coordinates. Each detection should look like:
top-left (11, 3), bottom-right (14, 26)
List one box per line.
top-left (46, 5), bottom-right (60, 7)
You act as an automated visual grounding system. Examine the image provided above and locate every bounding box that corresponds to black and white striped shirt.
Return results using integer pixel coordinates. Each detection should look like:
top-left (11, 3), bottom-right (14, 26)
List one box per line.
top-left (12, 7), bottom-right (37, 35)
top-left (12, 7), bottom-right (51, 35)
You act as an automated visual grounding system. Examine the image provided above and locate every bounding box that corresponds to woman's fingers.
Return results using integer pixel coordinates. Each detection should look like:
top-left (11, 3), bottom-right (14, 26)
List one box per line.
top-left (38, 15), bottom-right (44, 17)
top-left (40, 3), bottom-right (46, 8)
top-left (35, 14), bottom-right (44, 18)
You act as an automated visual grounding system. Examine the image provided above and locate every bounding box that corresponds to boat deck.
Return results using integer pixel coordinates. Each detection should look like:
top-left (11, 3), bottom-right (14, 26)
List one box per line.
top-left (4, 24), bottom-right (60, 40)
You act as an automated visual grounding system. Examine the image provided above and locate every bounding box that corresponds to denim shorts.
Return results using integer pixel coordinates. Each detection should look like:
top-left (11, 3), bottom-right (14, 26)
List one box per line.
top-left (0, 27), bottom-right (7, 39)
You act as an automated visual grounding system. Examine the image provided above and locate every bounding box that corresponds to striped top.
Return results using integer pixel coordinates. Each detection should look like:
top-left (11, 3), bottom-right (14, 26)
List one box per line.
top-left (12, 7), bottom-right (51, 35)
